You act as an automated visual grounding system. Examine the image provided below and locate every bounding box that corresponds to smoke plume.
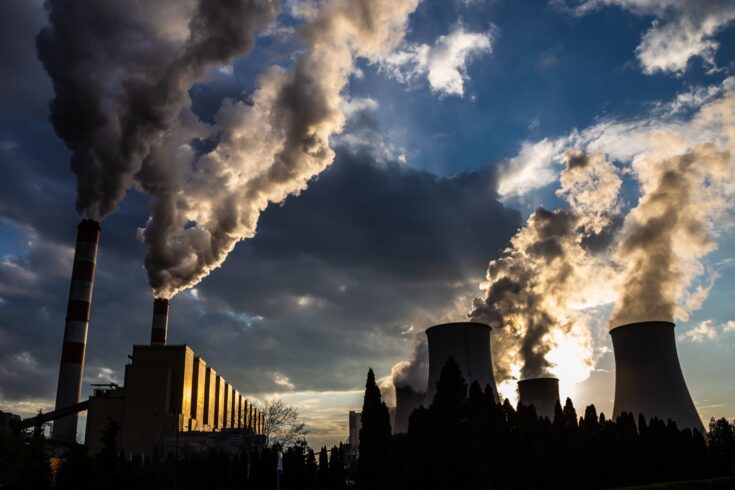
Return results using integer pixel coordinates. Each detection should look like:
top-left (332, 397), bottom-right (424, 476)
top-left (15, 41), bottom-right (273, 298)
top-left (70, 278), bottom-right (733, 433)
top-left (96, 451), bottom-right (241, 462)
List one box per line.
top-left (139, 0), bottom-right (420, 298)
top-left (470, 152), bottom-right (621, 389)
top-left (36, 0), bottom-right (279, 220)
top-left (391, 338), bottom-right (429, 393)
top-left (610, 93), bottom-right (735, 327)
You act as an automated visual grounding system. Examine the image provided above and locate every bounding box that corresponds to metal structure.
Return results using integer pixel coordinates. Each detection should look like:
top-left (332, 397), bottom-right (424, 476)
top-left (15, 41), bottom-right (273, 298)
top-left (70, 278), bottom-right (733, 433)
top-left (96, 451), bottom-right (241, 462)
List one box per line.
top-left (150, 298), bottom-right (169, 346)
top-left (19, 400), bottom-right (89, 431)
top-left (611, 321), bottom-right (704, 433)
top-left (393, 385), bottom-right (424, 433)
top-left (52, 219), bottom-right (100, 442)
top-left (424, 322), bottom-right (499, 406)
top-left (518, 377), bottom-right (559, 420)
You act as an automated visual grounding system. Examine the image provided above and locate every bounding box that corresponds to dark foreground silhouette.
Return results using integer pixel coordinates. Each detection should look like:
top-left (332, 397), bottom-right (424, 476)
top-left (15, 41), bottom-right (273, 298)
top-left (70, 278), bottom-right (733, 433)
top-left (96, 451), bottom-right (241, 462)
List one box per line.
top-left (357, 359), bottom-right (735, 490)
top-left (1, 359), bottom-right (733, 489)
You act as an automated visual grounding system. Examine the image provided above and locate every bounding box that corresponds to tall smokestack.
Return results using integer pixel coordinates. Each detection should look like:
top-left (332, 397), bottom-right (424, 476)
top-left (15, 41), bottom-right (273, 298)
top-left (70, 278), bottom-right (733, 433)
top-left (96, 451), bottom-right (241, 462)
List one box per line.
top-left (518, 377), bottom-right (560, 420)
top-left (393, 386), bottom-right (424, 434)
top-left (611, 321), bottom-right (704, 433)
top-left (52, 219), bottom-right (100, 442)
top-left (425, 322), bottom-right (499, 406)
top-left (150, 298), bottom-right (169, 346)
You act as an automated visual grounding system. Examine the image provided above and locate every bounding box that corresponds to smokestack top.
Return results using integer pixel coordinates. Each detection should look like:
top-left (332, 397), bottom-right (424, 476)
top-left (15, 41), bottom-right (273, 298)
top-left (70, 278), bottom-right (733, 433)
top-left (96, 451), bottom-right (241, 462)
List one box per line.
top-left (153, 297), bottom-right (169, 314)
top-left (77, 219), bottom-right (100, 242)
top-left (425, 321), bottom-right (491, 335)
top-left (610, 320), bottom-right (675, 332)
top-left (151, 298), bottom-right (169, 346)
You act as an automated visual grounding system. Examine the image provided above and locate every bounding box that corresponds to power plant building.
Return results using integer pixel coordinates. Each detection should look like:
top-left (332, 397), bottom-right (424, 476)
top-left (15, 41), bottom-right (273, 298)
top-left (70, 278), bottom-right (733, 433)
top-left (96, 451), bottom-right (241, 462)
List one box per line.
top-left (85, 344), bottom-right (265, 457)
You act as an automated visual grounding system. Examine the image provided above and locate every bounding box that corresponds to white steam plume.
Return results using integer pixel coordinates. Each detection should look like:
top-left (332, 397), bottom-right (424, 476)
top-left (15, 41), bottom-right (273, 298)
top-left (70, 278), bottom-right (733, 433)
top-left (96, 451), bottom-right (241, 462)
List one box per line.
top-left (470, 152), bottom-right (621, 396)
top-left (139, 0), bottom-right (420, 299)
top-left (390, 338), bottom-right (429, 394)
top-left (610, 93), bottom-right (735, 326)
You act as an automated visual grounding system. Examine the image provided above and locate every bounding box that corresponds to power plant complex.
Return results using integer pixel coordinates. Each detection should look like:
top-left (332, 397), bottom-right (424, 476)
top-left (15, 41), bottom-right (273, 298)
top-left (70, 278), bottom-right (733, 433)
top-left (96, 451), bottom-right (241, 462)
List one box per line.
top-left (38, 219), bottom-right (706, 457)
top-left (389, 320), bottom-right (704, 435)
top-left (45, 220), bottom-right (265, 457)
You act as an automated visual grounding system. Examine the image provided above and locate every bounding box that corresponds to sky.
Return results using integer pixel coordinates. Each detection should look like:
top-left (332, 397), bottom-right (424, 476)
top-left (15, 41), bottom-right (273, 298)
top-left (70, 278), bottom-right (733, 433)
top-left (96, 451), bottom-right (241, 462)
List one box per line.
top-left (0, 0), bottom-right (734, 449)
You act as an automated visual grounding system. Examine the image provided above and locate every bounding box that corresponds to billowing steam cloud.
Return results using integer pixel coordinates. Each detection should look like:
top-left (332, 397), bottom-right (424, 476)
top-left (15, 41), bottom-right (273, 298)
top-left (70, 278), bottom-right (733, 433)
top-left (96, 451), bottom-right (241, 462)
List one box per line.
top-left (610, 94), bottom-right (735, 327)
top-left (37, 0), bottom-right (279, 220)
top-left (474, 86), bottom-right (735, 402)
top-left (139, 0), bottom-right (420, 299)
top-left (470, 152), bottom-right (621, 393)
top-left (391, 338), bottom-right (429, 393)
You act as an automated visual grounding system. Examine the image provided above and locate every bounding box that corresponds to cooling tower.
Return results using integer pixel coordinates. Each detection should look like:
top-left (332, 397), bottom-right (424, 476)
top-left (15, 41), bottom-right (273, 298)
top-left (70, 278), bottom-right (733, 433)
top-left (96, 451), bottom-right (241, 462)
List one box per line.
top-left (150, 298), bottom-right (169, 346)
top-left (518, 377), bottom-right (559, 420)
top-left (424, 322), bottom-right (499, 406)
top-left (393, 385), bottom-right (424, 433)
top-left (611, 321), bottom-right (704, 433)
top-left (52, 219), bottom-right (100, 442)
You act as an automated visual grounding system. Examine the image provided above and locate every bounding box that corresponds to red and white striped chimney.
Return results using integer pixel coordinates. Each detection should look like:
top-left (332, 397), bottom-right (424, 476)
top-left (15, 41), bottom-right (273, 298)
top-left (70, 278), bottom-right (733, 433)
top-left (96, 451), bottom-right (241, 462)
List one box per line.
top-left (150, 298), bottom-right (169, 346)
top-left (52, 219), bottom-right (100, 442)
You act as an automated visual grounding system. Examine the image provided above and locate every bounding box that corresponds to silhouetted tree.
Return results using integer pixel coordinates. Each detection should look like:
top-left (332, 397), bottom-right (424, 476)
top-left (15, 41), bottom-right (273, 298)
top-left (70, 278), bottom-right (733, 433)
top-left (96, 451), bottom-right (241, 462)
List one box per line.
top-left (708, 417), bottom-right (735, 477)
top-left (318, 446), bottom-right (329, 488)
top-left (357, 368), bottom-right (391, 489)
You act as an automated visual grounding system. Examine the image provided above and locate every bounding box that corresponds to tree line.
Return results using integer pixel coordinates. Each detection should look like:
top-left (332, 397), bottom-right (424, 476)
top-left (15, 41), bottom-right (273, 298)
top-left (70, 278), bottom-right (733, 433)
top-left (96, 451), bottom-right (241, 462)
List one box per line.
top-left (0, 416), bottom-right (350, 489)
top-left (357, 358), bottom-right (735, 489)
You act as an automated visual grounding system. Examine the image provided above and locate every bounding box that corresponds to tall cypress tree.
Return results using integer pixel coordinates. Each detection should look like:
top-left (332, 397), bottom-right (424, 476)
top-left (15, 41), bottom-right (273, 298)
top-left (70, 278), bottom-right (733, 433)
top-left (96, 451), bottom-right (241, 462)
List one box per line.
top-left (318, 446), bottom-right (329, 489)
top-left (357, 368), bottom-right (391, 489)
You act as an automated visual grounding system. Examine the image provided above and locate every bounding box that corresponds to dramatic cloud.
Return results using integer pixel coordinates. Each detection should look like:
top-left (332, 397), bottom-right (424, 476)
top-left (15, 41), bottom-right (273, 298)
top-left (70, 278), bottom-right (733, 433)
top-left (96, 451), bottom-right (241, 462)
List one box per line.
top-left (380, 26), bottom-right (493, 96)
top-left (497, 138), bottom-right (566, 198)
top-left (139, 0), bottom-right (421, 299)
top-left (558, 0), bottom-right (735, 74)
top-left (497, 80), bottom-right (735, 334)
top-left (471, 152), bottom-right (621, 400)
top-left (36, 0), bottom-right (280, 220)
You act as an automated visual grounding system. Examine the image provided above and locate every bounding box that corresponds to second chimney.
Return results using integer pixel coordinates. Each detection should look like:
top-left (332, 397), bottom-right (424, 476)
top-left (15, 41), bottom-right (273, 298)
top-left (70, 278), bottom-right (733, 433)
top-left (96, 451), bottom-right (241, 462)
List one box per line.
top-left (150, 298), bottom-right (169, 346)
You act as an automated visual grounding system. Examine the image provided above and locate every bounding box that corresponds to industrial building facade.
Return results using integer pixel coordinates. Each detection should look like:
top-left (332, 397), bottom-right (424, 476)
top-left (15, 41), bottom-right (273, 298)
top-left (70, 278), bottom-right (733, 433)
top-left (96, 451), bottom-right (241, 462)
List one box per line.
top-left (85, 344), bottom-right (265, 457)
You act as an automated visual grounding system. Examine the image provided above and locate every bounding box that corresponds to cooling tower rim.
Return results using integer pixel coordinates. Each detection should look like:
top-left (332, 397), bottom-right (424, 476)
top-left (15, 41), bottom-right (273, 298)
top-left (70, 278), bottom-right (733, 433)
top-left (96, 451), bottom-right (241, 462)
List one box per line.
top-left (610, 320), bottom-right (675, 334)
top-left (425, 321), bottom-right (491, 334)
top-left (518, 377), bottom-right (559, 384)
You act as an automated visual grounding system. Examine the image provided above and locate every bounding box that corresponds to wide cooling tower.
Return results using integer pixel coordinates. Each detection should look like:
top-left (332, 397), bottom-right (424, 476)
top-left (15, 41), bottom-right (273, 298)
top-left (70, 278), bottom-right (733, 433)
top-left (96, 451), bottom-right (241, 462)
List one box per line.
top-left (393, 385), bottom-right (425, 433)
top-left (424, 322), bottom-right (499, 406)
top-left (518, 377), bottom-right (559, 420)
top-left (611, 321), bottom-right (704, 433)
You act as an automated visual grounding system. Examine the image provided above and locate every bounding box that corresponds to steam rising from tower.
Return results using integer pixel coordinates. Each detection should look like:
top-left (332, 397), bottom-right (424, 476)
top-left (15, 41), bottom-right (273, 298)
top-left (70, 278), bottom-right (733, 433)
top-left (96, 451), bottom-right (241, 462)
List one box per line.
top-left (424, 322), bottom-right (499, 405)
top-left (52, 219), bottom-right (99, 442)
top-left (611, 321), bottom-right (704, 433)
top-left (470, 152), bottom-right (620, 395)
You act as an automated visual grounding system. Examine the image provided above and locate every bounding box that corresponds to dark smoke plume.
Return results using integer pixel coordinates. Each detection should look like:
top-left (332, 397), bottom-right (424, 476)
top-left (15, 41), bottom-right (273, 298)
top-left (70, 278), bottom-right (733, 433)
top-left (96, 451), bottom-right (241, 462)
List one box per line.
top-left (37, 0), bottom-right (279, 220)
